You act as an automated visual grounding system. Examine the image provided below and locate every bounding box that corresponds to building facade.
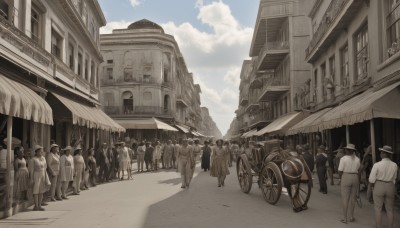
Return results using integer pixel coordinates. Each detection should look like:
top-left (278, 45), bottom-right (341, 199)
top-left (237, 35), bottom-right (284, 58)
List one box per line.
top-left (227, 0), bottom-right (314, 140)
top-left (288, 0), bottom-right (400, 163)
top-left (0, 0), bottom-right (124, 218)
top-left (99, 19), bottom-right (216, 140)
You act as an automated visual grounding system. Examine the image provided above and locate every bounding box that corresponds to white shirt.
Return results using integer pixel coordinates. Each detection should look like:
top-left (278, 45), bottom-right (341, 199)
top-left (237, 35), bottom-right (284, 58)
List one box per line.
top-left (369, 158), bottom-right (398, 184)
top-left (338, 155), bottom-right (360, 173)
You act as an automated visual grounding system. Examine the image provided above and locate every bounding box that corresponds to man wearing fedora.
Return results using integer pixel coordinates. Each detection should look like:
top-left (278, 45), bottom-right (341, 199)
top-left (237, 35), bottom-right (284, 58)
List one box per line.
top-left (315, 145), bottom-right (328, 194)
top-left (368, 145), bottom-right (398, 228)
top-left (338, 143), bottom-right (360, 224)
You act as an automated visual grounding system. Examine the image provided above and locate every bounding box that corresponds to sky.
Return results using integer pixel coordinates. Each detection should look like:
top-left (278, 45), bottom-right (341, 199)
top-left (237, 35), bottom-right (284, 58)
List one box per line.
top-left (98, 0), bottom-right (259, 135)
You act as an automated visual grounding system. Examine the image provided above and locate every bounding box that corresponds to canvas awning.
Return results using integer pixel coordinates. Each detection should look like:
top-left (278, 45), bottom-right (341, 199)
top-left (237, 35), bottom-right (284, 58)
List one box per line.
top-left (0, 74), bottom-right (53, 125)
top-left (241, 129), bottom-right (257, 138)
top-left (175, 124), bottom-right (190, 133)
top-left (52, 93), bottom-right (125, 132)
top-left (245, 129), bottom-right (259, 138)
top-left (320, 81), bottom-right (400, 130)
top-left (255, 112), bottom-right (307, 136)
top-left (286, 108), bottom-right (332, 135)
top-left (116, 118), bottom-right (178, 131)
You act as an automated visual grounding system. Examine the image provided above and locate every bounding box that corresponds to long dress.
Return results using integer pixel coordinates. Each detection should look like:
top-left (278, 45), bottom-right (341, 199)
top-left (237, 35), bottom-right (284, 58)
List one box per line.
top-left (60, 154), bottom-right (74, 182)
top-left (14, 158), bottom-right (29, 194)
top-left (29, 156), bottom-right (47, 195)
top-left (119, 147), bottom-right (130, 171)
top-left (201, 146), bottom-right (211, 170)
top-left (210, 146), bottom-right (230, 177)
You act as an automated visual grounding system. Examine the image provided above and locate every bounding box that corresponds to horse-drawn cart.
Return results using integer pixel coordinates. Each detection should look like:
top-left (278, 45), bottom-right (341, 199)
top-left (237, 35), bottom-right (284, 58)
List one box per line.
top-left (236, 139), bottom-right (313, 212)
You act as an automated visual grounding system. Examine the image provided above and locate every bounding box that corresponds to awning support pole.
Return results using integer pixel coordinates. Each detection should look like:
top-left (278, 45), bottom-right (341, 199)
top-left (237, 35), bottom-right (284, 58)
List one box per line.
top-left (5, 116), bottom-right (13, 217)
top-left (346, 125), bottom-right (350, 144)
top-left (370, 120), bottom-right (376, 164)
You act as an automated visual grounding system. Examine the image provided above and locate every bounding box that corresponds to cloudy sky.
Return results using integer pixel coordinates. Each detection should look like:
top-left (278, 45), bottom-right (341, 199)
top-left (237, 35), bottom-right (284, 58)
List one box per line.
top-left (98, 0), bottom-right (259, 135)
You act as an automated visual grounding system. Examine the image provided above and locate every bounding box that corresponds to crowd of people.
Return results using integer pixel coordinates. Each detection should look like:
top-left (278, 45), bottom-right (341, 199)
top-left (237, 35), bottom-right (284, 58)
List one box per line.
top-left (3, 135), bottom-right (399, 228)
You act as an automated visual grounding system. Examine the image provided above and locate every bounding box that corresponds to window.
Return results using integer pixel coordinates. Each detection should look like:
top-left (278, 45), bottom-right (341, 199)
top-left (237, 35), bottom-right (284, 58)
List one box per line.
top-left (122, 91), bottom-right (133, 114)
top-left (77, 52), bottom-right (83, 76)
top-left (0, 0), bottom-right (9, 21)
top-left (164, 95), bottom-right (170, 113)
top-left (313, 69), bottom-right (318, 102)
top-left (124, 68), bottom-right (133, 81)
top-left (106, 67), bottom-right (113, 80)
top-left (90, 61), bottom-right (95, 85)
top-left (355, 24), bottom-right (369, 80)
top-left (386, 0), bottom-right (400, 57)
top-left (329, 55), bottom-right (335, 82)
top-left (107, 59), bottom-right (113, 64)
top-left (68, 43), bottom-right (75, 70)
top-left (321, 63), bottom-right (326, 100)
top-left (51, 29), bottom-right (62, 59)
top-left (143, 74), bottom-right (151, 82)
top-left (31, 4), bottom-right (41, 44)
top-left (104, 93), bottom-right (113, 106)
top-left (84, 58), bottom-right (89, 80)
top-left (340, 45), bottom-right (349, 87)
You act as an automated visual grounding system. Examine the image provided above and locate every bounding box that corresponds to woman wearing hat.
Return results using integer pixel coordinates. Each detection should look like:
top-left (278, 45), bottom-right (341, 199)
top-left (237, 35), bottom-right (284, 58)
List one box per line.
top-left (368, 145), bottom-right (398, 228)
top-left (60, 146), bottom-right (74, 199)
top-left (28, 145), bottom-right (48, 211)
top-left (87, 148), bottom-right (97, 186)
top-left (177, 139), bottom-right (194, 188)
top-left (73, 146), bottom-right (86, 195)
top-left (210, 139), bottom-right (230, 187)
top-left (14, 146), bottom-right (29, 202)
top-left (46, 144), bottom-right (61, 201)
top-left (338, 143), bottom-right (360, 224)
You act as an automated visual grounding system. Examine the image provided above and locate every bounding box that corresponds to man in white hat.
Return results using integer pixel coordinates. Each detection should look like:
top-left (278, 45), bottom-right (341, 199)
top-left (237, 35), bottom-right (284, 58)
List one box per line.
top-left (368, 145), bottom-right (398, 228)
top-left (338, 143), bottom-right (360, 224)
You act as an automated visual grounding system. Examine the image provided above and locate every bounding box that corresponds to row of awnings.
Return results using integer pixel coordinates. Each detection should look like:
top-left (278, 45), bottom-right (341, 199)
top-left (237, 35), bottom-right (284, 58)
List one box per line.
top-left (0, 74), bottom-right (125, 132)
top-left (175, 123), bottom-right (209, 137)
top-left (242, 81), bottom-right (400, 137)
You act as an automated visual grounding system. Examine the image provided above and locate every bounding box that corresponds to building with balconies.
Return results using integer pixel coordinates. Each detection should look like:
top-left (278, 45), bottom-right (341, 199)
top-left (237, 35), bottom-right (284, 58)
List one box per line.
top-left (99, 19), bottom-right (214, 140)
top-left (287, 0), bottom-right (400, 163)
top-left (0, 0), bottom-right (124, 218)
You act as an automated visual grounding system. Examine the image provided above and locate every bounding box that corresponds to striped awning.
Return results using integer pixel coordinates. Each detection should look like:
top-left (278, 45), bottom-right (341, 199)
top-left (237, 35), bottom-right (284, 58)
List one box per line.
top-left (286, 108), bottom-right (332, 135)
top-left (175, 124), bottom-right (190, 133)
top-left (52, 93), bottom-right (125, 132)
top-left (241, 129), bottom-right (257, 138)
top-left (116, 118), bottom-right (178, 131)
top-left (255, 112), bottom-right (306, 136)
top-left (320, 81), bottom-right (400, 130)
top-left (0, 74), bottom-right (53, 125)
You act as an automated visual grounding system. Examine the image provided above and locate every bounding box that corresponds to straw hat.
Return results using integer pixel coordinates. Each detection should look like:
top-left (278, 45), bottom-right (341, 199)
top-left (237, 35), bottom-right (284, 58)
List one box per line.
top-left (50, 144), bottom-right (59, 150)
top-left (74, 146), bottom-right (82, 151)
top-left (379, 145), bottom-right (393, 154)
top-left (343, 144), bottom-right (357, 151)
top-left (63, 146), bottom-right (73, 151)
top-left (3, 137), bottom-right (21, 145)
top-left (34, 145), bottom-right (43, 152)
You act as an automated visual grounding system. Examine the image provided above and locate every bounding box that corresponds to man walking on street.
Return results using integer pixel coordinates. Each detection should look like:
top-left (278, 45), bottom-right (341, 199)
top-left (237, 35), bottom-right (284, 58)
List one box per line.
top-left (163, 140), bottom-right (174, 169)
top-left (177, 139), bottom-right (194, 188)
top-left (97, 143), bottom-right (110, 183)
top-left (368, 145), bottom-right (398, 228)
top-left (315, 145), bottom-right (328, 194)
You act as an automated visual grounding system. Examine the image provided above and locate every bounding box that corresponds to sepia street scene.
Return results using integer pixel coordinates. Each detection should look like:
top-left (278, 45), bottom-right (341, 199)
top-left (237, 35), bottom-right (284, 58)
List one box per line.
top-left (0, 0), bottom-right (399, 228)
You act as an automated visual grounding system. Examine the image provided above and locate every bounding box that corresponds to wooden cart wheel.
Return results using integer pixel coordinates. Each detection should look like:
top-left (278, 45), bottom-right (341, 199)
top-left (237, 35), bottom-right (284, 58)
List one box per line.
top-left (236, 154), bottom-right (253, 193)
top-left (260, 162), bottom-right (283, 205)
top-left (291, 167), bottom-right (312, 209)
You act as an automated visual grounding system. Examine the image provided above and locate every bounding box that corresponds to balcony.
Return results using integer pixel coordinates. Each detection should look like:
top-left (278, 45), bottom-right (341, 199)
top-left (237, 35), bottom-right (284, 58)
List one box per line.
top-left (176, 95), bottom-right (189, 107)
top-left (239, 95), bottom-right (249, 106)
top-left (103, 105), bottom-right (173, 117)
top-left (256, 41), bottom-right (289, 71)
top-left (101, 76), bottom-right (159, 86)
top-left (258, 75), bottom-right (290, 102)
top-left (249, 77), bottom-right (263, 89)
top-left (249, 111), bottom-right (273, 128)
top-left (305, 0), bottom-right (364, 62)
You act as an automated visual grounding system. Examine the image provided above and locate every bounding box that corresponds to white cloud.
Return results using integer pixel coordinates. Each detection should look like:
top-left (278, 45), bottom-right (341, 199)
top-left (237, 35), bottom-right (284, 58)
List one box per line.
top-left (129, 0), bottom-right (140, 8)
top-left (223, 67), bottom-right (241, 87)
top-left (100, 20), bottom-right (131, 34)
top-left (100, 1), bottom-right (253, 135)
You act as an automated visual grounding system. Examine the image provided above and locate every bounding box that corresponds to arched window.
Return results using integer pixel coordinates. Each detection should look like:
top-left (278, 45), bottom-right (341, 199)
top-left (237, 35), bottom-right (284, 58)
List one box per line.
top-left (164, 95), bottom-right (170, 113)
top-left (122, 91), bottom-right (133, 114)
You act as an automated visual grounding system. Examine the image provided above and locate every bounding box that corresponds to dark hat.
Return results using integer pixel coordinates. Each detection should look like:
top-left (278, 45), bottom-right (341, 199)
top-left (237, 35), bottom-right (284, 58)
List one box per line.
top-left (379, 145), bottom-right (393, 154)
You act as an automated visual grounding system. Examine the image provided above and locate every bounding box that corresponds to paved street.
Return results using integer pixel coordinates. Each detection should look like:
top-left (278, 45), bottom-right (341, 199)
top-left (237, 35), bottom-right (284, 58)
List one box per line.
top-left (1, 162), bottom-right (399, 228)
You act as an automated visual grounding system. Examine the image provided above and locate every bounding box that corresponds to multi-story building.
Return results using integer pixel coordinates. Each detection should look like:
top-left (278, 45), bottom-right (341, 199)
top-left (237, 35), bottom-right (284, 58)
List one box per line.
top-left (99, 19), bottom-right (216, 140)
top-left (0, 0), bottom-right (123, 218)
top-left (287, 0), bottom-right (400, 162)
top-left (227, 0), bottom-right (313, 140)
top-left (199, 107), bottom-right (223, 139)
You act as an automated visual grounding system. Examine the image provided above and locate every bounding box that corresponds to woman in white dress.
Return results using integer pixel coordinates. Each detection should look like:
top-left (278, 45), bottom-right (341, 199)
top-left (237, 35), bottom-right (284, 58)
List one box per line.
top-left (73, 146), bottom-right (85, 195)
top-left (29, 145), bottom-right (48, 211)
top-left (60, 146), bottom-right (74, 199)
top-left (210, 139), bottom-right (230, 187)
top-left (117, 142), bottom-right (130, 180)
